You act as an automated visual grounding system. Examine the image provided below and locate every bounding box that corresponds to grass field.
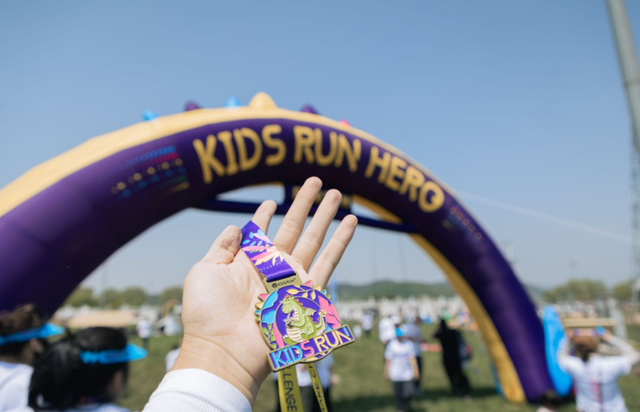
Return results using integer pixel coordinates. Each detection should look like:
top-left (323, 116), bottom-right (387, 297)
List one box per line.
top-left (119, 324), bottom-right (640, 412)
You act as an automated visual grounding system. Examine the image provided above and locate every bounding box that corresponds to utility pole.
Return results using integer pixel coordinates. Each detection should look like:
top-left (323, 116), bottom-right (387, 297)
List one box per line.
top-left (605, 0), bottom-right (640, 323)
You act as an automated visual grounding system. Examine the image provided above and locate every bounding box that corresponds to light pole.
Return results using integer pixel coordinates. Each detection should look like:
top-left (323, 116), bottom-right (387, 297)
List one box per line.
top-left (605, 0), bottom-right (640, 323)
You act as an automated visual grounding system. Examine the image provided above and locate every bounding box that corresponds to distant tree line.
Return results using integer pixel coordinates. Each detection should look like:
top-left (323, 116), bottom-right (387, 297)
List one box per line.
top-left (542, 278), bottom-right (636, 302)
top-left (64, 286), bottom-right (183, 308)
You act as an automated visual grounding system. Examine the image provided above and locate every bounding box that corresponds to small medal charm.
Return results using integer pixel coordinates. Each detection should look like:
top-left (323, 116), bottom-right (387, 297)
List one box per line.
top-left (241, 221), bottom-right (355, 372)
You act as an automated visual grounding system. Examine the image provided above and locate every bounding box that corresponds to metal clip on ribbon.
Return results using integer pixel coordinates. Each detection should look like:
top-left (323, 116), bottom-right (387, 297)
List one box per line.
top-left (241, 221), bottom-right (355, 412)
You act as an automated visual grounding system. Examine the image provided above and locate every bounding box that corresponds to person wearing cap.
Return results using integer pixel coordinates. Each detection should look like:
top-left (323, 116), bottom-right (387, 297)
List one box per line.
top-left (384, 325), bottom-right (419, 412)
top-left (558, 327), bottom-right (640, 412)
top-left (8, 326), bottom-right (146, 412)
top-left (0, 305), bottom-right (63, 412)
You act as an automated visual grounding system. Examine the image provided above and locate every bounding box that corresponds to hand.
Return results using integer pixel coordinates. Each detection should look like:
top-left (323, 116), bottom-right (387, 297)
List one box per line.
top-left (173, 177), bottom-right (358, 405)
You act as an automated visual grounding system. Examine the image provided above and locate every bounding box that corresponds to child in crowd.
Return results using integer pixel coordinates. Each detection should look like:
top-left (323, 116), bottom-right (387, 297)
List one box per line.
top-left (384, 325), bottom-right (420, 412)
top-left (10, 326), bottom-right (146, 412)
top-left (0, 305), bottom-right (62, 412)
top-left (558, 327), bottom-right (640, 412)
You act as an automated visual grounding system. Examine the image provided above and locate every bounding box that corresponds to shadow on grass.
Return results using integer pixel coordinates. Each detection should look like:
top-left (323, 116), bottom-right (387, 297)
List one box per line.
top-left (332, 386), bottom-right (499, 411)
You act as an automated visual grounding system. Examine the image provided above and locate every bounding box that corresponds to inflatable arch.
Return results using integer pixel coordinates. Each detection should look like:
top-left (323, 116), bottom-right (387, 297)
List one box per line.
top-left (0, 92), bottom-right (552, 402)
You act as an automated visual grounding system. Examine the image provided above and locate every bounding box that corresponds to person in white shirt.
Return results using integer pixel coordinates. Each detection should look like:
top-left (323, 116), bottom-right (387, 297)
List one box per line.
top-left (405, 316), bottom-right (424, 392)
top-left (139, 178), bottom-right (357, 412)
top-left (296, 354), bottom-right (334, 412)
top-left (558, 327), bottom-right (640, 412)
top-left (136, 318), bottom-right (152, 350)
top-left (164, 345), bottom-right (180, 373)
top-left (360, 312), bottom-right (373, 338)
top-left (382, 316), bottom-right (403, 344)
top-left (0, 305), bottom-right (63, 412)
top-left (385, 325), bottom-right (420, 412)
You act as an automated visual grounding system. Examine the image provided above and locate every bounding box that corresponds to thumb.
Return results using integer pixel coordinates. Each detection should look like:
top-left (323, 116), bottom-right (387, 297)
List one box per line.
top-left (203, 225), bottom-right (242, 264)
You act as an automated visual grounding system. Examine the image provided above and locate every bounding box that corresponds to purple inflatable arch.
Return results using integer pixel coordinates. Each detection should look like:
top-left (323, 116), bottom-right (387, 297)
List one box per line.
top-left (0, 93), bottom-right (552, 402)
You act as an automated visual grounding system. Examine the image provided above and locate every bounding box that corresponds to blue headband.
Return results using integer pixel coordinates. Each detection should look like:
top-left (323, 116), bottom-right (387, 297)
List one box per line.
top-left (0, 323), bottom-right (64, 346)
top-left (79, 343), bottom-right (147, 365)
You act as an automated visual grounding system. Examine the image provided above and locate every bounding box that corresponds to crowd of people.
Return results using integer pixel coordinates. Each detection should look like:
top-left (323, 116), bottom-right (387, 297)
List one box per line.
top-left (0, 178), bottom-right (639, 412)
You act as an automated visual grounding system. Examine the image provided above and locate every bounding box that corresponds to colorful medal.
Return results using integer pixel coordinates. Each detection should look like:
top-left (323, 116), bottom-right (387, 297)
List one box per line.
top-left (241, 221), bottom-right (355, 412)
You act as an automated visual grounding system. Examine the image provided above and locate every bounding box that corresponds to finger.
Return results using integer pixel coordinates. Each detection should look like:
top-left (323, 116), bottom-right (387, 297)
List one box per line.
top-left (309, 215), bottom-right (358, 288)
top-left (272, 177), bottom-right (322, 253)
top-left (292, 189), bottom-right (342, 270)
top-left (202, 225), bottom-right (242, 264)
top-left (251, 200), bottom-right (277, 233)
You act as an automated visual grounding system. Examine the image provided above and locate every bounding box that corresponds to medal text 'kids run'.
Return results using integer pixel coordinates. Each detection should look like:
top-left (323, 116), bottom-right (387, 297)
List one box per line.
top-left (241, 221), bottom-right (355, 412)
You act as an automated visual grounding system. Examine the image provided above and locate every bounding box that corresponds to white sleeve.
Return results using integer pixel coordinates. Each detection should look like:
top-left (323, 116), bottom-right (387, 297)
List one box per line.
top-left (606, 334), bottom-right (640, 369)
top-left (557, 338), bottom-right (578, 374)
top-left (142, 369), bottom-right (251, 412)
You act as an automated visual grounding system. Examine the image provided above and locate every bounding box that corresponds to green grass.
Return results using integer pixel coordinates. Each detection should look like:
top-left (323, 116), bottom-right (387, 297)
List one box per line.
top-left (118, 325), bottom-right (640, 412)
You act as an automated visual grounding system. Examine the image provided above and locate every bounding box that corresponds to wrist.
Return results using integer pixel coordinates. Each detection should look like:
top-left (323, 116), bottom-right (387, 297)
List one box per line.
top-left (173, 335), bottom-right (261, 405)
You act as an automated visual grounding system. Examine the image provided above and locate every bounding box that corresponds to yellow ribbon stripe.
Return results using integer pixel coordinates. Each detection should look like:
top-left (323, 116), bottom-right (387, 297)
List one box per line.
top-left (307, 363), bottom-right (328, 412)
top-left (278, 366), bottom-right (303, 412)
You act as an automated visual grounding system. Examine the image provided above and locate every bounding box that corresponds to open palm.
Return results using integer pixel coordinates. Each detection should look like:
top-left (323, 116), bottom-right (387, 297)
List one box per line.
top-left (174, 177), bottom-right (357, 405)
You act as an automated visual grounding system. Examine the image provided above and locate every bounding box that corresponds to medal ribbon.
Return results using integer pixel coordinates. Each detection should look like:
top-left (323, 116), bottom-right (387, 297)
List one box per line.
top-left (307, 363), bottom-right (328, 412)
top-left (241, 221), bottom-right (296, 282)
top-left (277, 368), bottom-right (303, 411)
top-left (241, 220), bottom-right (328, 412)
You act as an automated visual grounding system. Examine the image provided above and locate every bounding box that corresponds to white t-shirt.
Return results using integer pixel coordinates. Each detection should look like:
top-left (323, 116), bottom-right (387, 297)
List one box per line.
top-left (384, 339), bottom-right (415, 382)
top-left (559, 355), bottom-right (631, 412)
top-left (296, 355), bottom-right (333, 388)
top-left (361, 314), bottom-right (373, 331)
top-left (0, 362), bottom-right (32, 412)
top-left (379, 317), bottom-right (396, 344)
top-left (137, 319), bottom-right (152, 339)
top-left (405, 323), bottom-right (422, 357)
top-left (165, 349), bottom-right (180, 373)
top-left (8, 403), bottom-right (128, 412)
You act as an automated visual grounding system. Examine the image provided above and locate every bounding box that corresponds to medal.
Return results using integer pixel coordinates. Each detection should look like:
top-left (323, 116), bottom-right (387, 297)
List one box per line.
top-left (241, 220), bottom-right (355, 412)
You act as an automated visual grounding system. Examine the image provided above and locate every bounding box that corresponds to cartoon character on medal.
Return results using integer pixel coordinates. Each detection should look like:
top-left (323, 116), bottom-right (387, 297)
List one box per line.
top-left (256, 282), bottom-right (342, 359)
top-left (242, 222), bottom-right (350, 368)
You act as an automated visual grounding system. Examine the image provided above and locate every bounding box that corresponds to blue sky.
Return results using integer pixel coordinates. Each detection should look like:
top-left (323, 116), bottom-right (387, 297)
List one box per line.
top-left (1, 1), bottom-right (639, 293)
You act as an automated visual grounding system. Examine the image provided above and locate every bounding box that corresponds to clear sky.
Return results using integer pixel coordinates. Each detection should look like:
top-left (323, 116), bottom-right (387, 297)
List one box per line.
top-left (1, 1), bottom-right (639, 293)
